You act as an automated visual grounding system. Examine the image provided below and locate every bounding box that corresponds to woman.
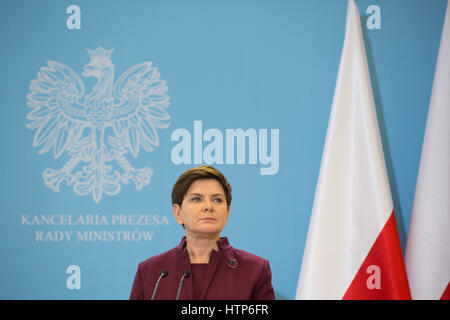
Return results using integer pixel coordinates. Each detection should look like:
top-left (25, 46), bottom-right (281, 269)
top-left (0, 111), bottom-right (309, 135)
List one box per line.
top-left (129, 165), bottom-right (275, 300)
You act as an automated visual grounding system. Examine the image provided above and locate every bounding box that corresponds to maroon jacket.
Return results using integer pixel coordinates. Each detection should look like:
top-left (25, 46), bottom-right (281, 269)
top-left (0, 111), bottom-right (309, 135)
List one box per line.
top-left (129, 237), bottom-right (275, 300)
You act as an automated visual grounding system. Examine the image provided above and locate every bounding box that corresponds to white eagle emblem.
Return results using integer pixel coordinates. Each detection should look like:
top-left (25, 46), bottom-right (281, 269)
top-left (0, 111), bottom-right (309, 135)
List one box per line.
top-left (26, 47), bottom-right (170, 203)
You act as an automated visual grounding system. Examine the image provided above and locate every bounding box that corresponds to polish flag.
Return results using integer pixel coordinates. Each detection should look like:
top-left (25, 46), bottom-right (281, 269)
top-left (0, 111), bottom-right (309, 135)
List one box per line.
top-left (405, 2), bottom-right (450, 300)
top-left (295, 0), bottom-right (411, 299)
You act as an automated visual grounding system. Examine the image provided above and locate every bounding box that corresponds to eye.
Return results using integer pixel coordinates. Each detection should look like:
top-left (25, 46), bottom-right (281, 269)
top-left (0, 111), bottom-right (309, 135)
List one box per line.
top-left (212, 197), bottom-right (223, 203)
top-left (190, 196), bottom-right (201, 202)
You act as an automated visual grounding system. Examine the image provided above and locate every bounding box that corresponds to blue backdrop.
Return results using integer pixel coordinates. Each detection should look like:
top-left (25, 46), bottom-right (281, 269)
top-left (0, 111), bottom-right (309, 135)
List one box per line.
top-left (0, 0), bottom-right (446, 299)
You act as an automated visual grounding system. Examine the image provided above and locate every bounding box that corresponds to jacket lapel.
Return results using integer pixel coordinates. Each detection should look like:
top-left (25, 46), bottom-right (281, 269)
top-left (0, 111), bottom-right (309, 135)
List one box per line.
top-left (199, 249), bottom-right (222, 300)
top-left (175, 237), bottom-right (193, 300)
top-left (179, 246), bottom-right (194, 300)
top-left (176, 237), bottom-right (232, 300)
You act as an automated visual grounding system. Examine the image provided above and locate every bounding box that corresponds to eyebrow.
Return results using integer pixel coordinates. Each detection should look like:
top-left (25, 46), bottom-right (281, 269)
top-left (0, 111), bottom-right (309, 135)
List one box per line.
top-left (187, 192), bottom-right (225, 197)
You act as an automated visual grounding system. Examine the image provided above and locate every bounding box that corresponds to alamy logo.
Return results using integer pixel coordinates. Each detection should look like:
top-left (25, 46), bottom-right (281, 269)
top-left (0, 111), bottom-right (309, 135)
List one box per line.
top-left (26, 47), bottom-right (170, 203)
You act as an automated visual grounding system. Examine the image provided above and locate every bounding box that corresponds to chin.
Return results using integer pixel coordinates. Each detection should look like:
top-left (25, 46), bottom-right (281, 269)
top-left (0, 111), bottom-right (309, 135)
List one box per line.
top-left (196, 226), bottom-right (223, 235)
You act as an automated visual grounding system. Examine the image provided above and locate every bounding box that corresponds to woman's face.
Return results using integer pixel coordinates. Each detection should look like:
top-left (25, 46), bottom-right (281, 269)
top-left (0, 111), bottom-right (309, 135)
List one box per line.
top-left (173, 179), bottom-right (230, 237)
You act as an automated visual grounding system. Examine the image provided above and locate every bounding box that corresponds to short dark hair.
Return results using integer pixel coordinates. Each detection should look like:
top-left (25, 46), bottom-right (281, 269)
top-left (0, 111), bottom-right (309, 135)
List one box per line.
top-left (171, 165), bottom-right (232, 207)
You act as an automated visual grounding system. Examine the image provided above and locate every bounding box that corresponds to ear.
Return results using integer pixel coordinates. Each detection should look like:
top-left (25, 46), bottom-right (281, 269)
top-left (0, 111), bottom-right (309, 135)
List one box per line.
top-left (173, 204), bottom-right (184, 226)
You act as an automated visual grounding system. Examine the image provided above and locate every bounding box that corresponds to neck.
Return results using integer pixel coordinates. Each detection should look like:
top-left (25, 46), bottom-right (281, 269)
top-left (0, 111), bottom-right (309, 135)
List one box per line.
top-left (91, 68), bottom-right (114, 100)
top-left (185, 232), bottom-right (220, 264)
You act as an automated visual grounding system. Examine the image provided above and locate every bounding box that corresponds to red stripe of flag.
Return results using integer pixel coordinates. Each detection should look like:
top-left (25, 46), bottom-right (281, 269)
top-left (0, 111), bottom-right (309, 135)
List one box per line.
top-left (440, 282), bottom-right (450, 300)
top-left (343, 211), bottom-right (411, 299)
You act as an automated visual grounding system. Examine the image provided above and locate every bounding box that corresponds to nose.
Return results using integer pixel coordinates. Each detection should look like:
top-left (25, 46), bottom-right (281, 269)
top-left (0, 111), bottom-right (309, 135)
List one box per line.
top-left (203, 200), bottom-right (213, 213)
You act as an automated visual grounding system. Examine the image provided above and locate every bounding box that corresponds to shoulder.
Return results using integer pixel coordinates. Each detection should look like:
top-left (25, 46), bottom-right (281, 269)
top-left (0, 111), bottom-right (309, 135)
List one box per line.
top-left (137, 246), bottom-right (179, 271)
top-left (228, 247), bottom-right (271, 273)
top-left (232, 248), bottom-right (268, 264)
top-left (227, 247), bottom-right (275, 300)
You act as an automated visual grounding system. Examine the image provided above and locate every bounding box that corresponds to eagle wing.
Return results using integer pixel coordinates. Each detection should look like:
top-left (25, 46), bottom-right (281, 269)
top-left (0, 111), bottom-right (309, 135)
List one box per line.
top-left (26, 61), bottom-right (88, 159)
top-left (111, 62), bottom-right (170, 158)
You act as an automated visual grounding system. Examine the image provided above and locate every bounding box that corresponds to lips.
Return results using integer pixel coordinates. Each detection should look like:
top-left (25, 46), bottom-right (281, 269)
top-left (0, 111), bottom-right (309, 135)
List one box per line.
top-left (200, 218), bottom-right (216, 222)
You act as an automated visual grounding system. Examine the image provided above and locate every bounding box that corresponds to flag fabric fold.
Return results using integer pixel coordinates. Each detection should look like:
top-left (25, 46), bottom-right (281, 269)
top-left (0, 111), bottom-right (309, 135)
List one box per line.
top-left (405, 2), bottom-right (450, 301)
top-left (296, 0), bottom-right (410, 300)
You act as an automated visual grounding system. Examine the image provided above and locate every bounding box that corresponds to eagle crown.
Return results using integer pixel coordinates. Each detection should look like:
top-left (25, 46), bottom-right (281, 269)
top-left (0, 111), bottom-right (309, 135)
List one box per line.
top-left (83, 47), bottom-right (114, 78)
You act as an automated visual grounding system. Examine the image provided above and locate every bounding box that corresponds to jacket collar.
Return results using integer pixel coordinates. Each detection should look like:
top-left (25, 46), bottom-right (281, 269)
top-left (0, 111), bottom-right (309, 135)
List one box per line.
top-left (175, 236), bottom-right (232, 300)
top-left (176, 236), bottom-right (231, 252)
